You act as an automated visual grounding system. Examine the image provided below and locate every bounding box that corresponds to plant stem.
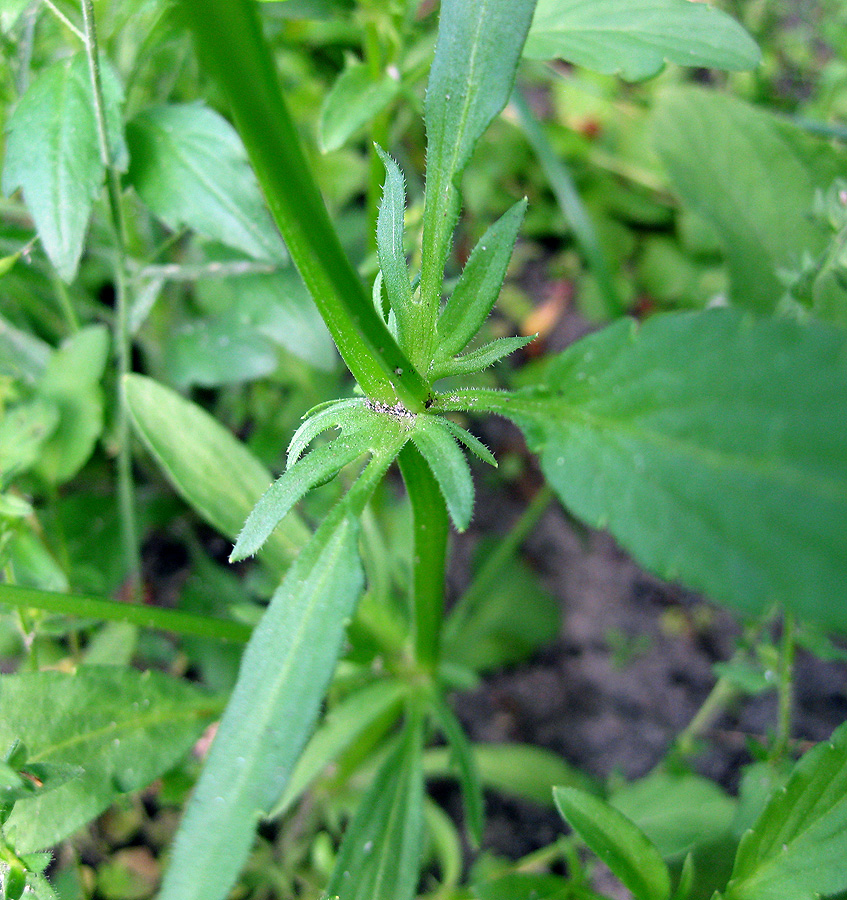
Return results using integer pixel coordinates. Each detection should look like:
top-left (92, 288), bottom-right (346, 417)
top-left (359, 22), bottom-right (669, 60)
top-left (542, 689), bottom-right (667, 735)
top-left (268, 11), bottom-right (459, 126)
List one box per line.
top-left (0, 583), bottom-right (252, 643)
top-left (81, 0), bottom-right (142, 597)
top-left (671, 661), bottom-right (742, 761)
top-left (398, 444), bottom-right (449, 673)
top-left (444, 484), bottom-right (552, 643)
top-left (364, 18), bottom-right (390, 256)
top-left (177, 0), bottom-right (430, 412)
top-left (773, 610), bottom-right (795, 761)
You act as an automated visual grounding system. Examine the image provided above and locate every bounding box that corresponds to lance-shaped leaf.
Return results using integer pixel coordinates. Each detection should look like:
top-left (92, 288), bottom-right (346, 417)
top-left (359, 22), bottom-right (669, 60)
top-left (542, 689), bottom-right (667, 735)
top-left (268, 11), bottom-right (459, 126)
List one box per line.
top-left (411, 416), bottom-right (475, 532)
top-left (429, 334), bottom-right (535, 381)
top-left (418, 0), bottom-right (537, 328)
top-left (525, 0), bottom-right (760, 81)
top-left (435, 417), bottom-right (497, 468)
top-left (375, 145), bottom-right (415, 349)
top-left (124, 375), bottom-right (308, 573)
top-left (287, 398), bottom-right (369, 466)
top-left (554, 786), bottom-right (671, 900)
top-left (157, 506), bottom-right (365, 900)
top-left (452, 310), bottom-right (847, 632)
top-left (270, 679), bottom-right (408, 819)
top-left (435, 199), bottom-right (527, 360)
top-left (232, 405), bottom-right (410, 561)
top-left (324, 717), bottom-right (425, 900)
top-left (0, 667), bottom-right (219, 853)
top-left (725, 722), bottom-right (847, 900)
top-left (431, 693), bottom-right (484, 846)
top-left (126, 103), bottom-right (286, 263)
top-left (231, 427), bottom-right (375, 561)
top-left (2, 53), bottom-right (126, 281)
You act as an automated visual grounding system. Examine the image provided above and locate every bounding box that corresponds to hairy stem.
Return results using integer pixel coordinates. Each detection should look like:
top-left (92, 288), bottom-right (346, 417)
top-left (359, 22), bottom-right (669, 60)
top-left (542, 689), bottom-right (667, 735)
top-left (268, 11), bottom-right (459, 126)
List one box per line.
top-left (773, 610), bottom-right (795, 761)
top-left (398, 443), bottom-right (449, 673)
top-left (177, 0), bottom-right (430, 411)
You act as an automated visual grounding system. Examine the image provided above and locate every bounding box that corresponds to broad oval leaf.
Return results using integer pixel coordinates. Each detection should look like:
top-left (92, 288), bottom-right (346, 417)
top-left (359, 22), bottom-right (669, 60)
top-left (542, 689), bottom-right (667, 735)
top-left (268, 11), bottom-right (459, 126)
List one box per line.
top-left (323, 717), bottom-right (425, 900)
top-left (725, 721), bottom-right (847, 900)
top-left (653, 88), bottom-right (844, 316)
top-left (2, 53), bottom-right (126, 281)
top-left (126, 103), bottom-right (286, 263)
top-left (476, 310), bottom-right (847, 632)
top-left (525, 0), bottom-right (761, 81)
top-left (319, 60), bottom-right (402, 153)
top-left (0, 667), bottom-right (219, 853)
top-left (554, 785), bottom-right (671, 900)
top-left (124, 374), bottom-right (309, 573)
top-left (157, 511), bottom-right (364, 900)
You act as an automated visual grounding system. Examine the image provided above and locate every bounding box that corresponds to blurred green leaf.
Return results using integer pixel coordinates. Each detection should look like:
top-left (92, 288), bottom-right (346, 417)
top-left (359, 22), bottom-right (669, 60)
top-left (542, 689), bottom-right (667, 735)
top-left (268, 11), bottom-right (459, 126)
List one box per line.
top-left (124, 374), bottom-right (309, 573)
top-left (725, 722), bottom-right (847, 900)
top-left (425, 742), bottom-right (597, 806)
top-left (525, 0), bottom-right (760, 80)
top-left (35, 325), bottom-right (109, 484)
top-left (0, 667), bottom-right (218, 853)
top-left (319, 61), bottom-right (402, 153)
top-left (0, 399), bottom-right (59, 479)
top-left (610, 773), bottom-right (736, 859)
top-left (554, 785), bottom-right (672, 900)
top-left (2, 53), bottom-right (125, 281)
top-left (324, 717), bottom-right (425, 900)
top-left (653, 89), bottom-right (844, 316)
top-left (126, 103), bottom-right (286, 263)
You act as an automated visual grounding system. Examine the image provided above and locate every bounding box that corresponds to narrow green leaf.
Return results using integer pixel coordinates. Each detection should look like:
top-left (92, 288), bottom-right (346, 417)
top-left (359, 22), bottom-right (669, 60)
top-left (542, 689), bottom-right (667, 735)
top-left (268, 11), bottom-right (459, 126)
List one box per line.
top-left (411, 416), bottom-right (475, 532)
top-left (429, 334), bottom-right (535, 381)
top-left (270, 679), bottom-right (407, 818)
top-left (0, 583), bottom-right (251, 644)
top-left (2, 53), bottom-right (125, 281)
top-left (725, 722), bottom-right (847, 900)
top-left (319, 61), bottom-right (402, 153)
top-left (418, 0), bottom-right (537, 361)
top-left (554, 785), bottom-right (672, 900)
top-left (126, 103), bottom-right (287, 264)
top-left (323, 716), bottom-right (425, 900)
top-left (35, 325), bottom-right (109, 485)
top-left (158, 436), bottom-right (408, 900)
top-left (231, 427), bottom-right (375, 561)
top-left (479, 311), bottom-right (847, 632)
top-left (653, 89), bottom-right (843, 315)
top-left (525, 0), bottom-right (761, 81)
top-left (375, 145), bottom-right (415, 351)
top-left (158, 510), bottom-right (364, 900)
top-left (434, 418), bottom-right (497, 467)
top-left (431, 694), bottom-right (484, 846)
top-left (124, 374), bottom-right (309, 573)
top-left (0, 667), bottom-right (219, 853)
top-left (435, 199), bottom-right (527, 360)
top-left (287, 398), bottom-right (368, 466)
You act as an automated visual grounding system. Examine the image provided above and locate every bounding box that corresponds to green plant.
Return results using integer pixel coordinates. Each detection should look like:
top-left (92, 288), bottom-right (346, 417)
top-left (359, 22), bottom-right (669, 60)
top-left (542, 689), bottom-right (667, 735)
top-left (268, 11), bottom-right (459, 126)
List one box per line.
top-left (1, 1), bottom-right (847, 899)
